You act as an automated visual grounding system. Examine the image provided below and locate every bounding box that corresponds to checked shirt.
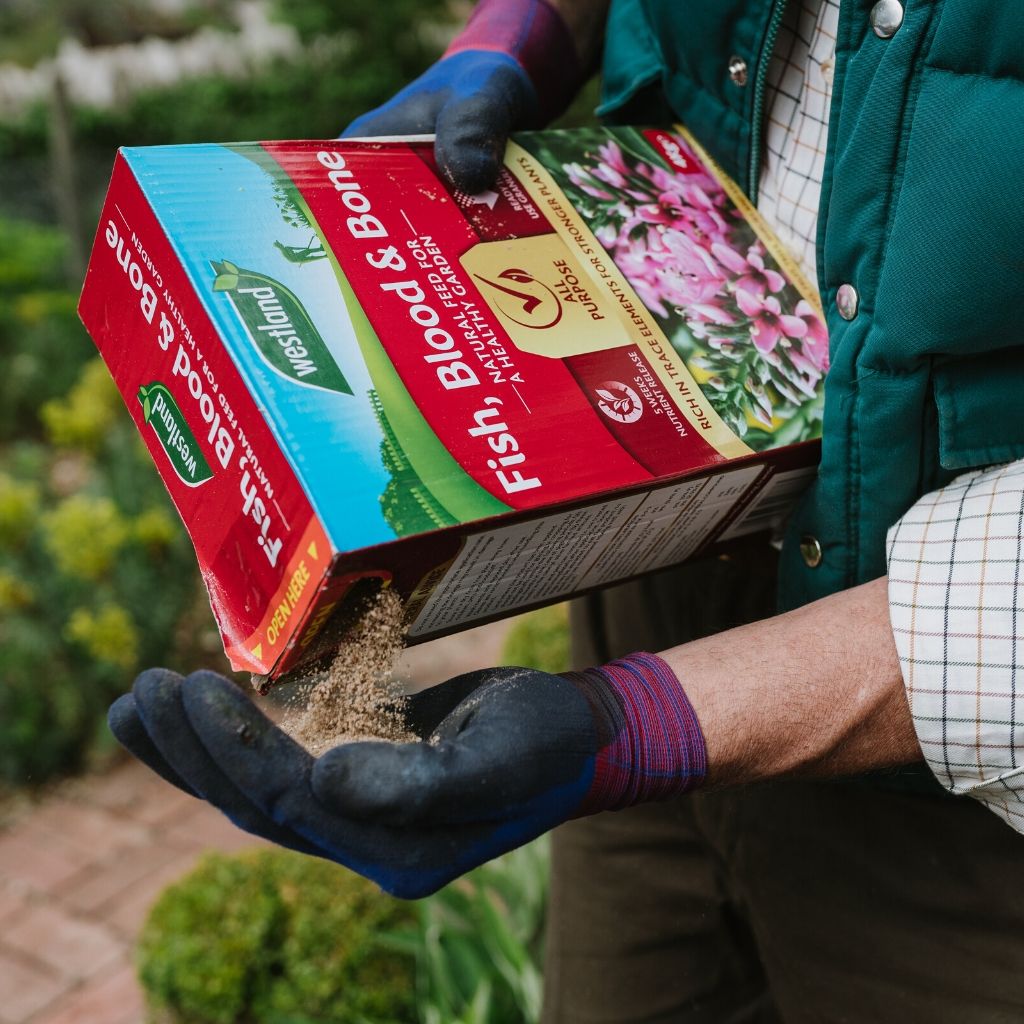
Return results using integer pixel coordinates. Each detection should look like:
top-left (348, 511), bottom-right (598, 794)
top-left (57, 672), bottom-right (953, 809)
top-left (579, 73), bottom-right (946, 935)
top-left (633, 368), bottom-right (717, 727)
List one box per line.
top-left (888, 462), bottom-right (1024, 831)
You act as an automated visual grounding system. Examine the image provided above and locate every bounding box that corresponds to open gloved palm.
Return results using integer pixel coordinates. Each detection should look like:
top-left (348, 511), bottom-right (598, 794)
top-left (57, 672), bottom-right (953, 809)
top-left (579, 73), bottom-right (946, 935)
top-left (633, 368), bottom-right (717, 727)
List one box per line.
top-left (109, 654), bottom-right (705, 899)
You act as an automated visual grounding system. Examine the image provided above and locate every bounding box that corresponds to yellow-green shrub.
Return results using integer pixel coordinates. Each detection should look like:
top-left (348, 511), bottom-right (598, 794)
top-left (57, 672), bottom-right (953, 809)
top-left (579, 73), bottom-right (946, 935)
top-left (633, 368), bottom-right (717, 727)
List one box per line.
top-left (41, 493), bottom-right (130, 580)
top-left (41, 358), bottom-right (121, 451)
top-left (502, 604), bottom-right (571, 675)
top-left (66, 603), bottom-right (140, 671)
top-left (0, 472), bottom-right (39, 547)
top-left (137, 850), bottom-right (417, 1024)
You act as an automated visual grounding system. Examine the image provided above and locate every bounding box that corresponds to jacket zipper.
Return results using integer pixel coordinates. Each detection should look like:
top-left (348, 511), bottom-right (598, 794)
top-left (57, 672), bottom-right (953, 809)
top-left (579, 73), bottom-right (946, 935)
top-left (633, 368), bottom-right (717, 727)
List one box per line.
top-left (748, 0), bottom-right (789, 201)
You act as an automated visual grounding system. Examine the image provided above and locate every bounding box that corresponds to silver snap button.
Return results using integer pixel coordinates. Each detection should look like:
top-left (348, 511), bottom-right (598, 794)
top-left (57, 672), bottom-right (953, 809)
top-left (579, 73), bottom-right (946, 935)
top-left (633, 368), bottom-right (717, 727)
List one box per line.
top-left (870, 0), bottom-right (904, 38)
top-left (836, 283), bottom-right (859, 321)
top-left (728, 56), bottom-right (748, 86)
top-left (800, 535), bottom-right (823, 569)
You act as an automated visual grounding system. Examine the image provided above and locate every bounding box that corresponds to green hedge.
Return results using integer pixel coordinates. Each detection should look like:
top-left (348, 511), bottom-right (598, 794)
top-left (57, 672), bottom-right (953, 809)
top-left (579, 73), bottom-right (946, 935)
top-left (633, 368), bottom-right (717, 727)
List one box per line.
top-left (138, 850), bottom-right (417, 1024)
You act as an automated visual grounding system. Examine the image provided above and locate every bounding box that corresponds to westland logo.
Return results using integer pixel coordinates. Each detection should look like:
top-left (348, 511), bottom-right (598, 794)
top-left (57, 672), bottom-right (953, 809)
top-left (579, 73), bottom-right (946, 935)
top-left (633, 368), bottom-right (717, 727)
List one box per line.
top-left (472, 267), bottom-right (564, 329)
top-left (211, 261), bottom-right (353, 396)
top-left (595, 381), bottom-right (643, 424)
top-left (138, 382), bottom-right (214, 486)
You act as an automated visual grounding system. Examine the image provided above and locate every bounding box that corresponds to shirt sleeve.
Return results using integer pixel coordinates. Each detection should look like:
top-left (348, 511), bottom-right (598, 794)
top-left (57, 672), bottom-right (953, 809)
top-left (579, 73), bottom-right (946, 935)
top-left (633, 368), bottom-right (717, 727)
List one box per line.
top-left (886, 459), bottom-right (1024, 832)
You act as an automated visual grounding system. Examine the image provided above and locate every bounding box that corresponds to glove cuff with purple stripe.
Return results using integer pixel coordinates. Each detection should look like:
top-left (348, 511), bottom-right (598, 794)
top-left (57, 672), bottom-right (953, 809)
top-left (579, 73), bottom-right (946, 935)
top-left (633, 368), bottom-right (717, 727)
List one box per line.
top-left (445, 0), bottom-right (582, 125)
top-left (565, 653), bottom-right (708, 816)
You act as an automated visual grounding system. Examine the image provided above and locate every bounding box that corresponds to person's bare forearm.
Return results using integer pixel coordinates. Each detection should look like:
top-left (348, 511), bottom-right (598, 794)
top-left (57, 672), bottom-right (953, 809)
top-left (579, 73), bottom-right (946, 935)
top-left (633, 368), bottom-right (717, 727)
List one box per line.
top-left (550, 0), bottom-right (610, 68)
top-left (660, 576), bottom-right (921, 786)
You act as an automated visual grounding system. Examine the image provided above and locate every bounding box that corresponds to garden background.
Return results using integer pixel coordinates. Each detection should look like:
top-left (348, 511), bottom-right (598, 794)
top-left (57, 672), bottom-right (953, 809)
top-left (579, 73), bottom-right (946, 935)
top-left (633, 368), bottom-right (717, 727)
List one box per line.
top-left (0, 2), bottom-right (590, 1020)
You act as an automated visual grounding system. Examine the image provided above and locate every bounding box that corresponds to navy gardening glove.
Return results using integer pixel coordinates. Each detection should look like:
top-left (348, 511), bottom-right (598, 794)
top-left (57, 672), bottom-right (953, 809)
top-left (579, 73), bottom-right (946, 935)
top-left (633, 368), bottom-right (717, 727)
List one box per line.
top-left (108, 654), bottom-right (707, 899)
top-left (342, 0), bottom-right (584, 194)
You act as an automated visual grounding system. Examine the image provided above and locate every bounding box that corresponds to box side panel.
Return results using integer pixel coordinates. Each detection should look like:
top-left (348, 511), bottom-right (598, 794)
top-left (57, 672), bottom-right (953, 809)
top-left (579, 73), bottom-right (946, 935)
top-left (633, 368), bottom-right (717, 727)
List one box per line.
top-left (78, 154), bottom-right (330, 675)
top-left (716, 446), bottom-right (821, 542)
top-left (264, 441), bottom-right (820, 684)
top-left (402, 455), bottom-right (814, 640)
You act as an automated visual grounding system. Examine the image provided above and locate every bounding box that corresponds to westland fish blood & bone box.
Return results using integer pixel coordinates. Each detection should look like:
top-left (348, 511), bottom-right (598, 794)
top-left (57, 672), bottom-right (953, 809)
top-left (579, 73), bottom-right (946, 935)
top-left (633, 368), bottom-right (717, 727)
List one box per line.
top-left (78, 126), bottom-right (828, 688)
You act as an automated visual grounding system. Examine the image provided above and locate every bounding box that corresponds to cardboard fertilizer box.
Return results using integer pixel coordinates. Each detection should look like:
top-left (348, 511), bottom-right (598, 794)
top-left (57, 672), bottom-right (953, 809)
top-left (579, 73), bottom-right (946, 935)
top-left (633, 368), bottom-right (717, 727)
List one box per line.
top-left (79, 125), bottom-right (828, 689)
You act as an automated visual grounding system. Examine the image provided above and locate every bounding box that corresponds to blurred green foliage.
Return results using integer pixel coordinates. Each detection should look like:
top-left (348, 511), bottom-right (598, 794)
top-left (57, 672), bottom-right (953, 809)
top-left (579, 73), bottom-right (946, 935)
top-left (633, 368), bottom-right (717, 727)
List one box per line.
top-left (0, 217), bottom-right (206, 785)
top-left (0, 1), bottom-right (236, 63)
top-left (409, 839), bottom-right (550, 1024)
top-left (0, 0), bottom-right (452, 228)
top-left (138, 849), bottom-right (418, 1024)
top-left (502, 604), bottom-right (571, 675)
top-left (0, 219), bottom-right (85, 437)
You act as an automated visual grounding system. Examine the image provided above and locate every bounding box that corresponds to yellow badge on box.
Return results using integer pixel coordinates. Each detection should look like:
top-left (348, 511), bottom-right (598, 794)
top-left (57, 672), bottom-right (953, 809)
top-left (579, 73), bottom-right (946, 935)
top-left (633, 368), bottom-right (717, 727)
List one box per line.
top-left (461, 235), bottom-right (625, 358)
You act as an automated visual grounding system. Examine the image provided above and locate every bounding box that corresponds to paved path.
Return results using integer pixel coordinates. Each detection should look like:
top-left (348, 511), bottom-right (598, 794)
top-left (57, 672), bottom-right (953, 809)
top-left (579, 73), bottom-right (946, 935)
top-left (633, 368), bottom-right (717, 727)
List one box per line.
top-left (0, 619), bottom-right (513, 1024)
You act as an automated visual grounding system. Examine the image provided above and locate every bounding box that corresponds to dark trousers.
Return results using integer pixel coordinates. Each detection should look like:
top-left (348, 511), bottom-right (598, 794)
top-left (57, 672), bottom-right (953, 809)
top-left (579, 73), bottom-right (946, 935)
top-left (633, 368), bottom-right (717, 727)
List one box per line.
top-left (541, 550), bottom-right (1024, 1023)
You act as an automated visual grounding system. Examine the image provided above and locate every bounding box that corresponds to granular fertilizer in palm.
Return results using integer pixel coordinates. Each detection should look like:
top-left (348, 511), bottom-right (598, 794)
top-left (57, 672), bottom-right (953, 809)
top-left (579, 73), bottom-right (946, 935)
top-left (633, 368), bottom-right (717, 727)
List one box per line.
top-left (281, 589), bottom-right (413, 755)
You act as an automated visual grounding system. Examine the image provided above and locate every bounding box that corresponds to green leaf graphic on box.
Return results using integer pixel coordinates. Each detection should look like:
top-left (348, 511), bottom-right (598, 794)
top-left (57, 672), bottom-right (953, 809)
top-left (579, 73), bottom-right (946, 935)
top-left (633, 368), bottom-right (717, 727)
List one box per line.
top-left (212, 259), bottom-right (240, 292)
top-left (137, 382), bottom-right (214, 487)
top-left (211, 261), bottom-right (353, 396)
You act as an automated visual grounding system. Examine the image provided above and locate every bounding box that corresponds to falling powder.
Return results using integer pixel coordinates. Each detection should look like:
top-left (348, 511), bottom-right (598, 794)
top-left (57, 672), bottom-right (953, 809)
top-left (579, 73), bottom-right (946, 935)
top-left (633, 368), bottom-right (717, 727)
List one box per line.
top-left (281, 589), bottom-right (414, 756)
